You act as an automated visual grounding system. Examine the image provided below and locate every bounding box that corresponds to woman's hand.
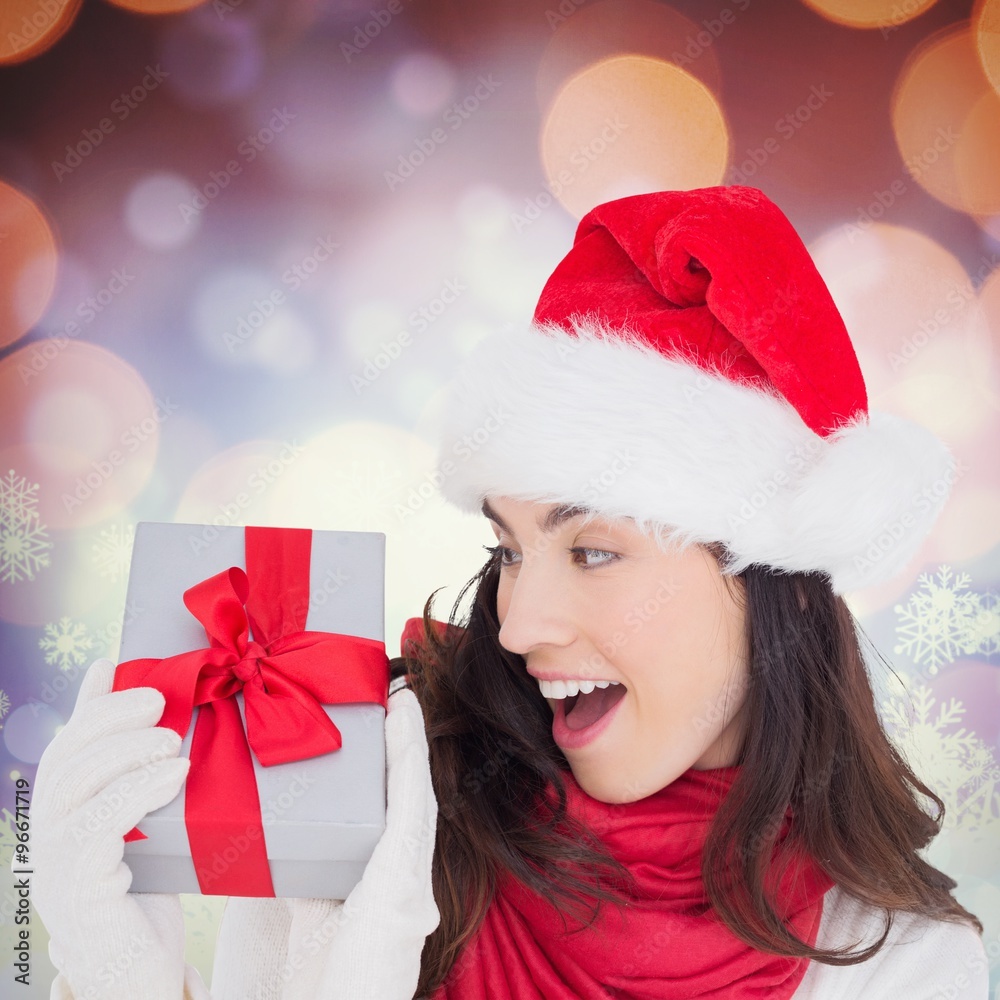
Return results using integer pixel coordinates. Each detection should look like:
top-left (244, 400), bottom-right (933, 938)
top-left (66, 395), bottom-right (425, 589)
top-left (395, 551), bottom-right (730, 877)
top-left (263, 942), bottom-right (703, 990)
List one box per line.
top-left (280, 684), bottom-right (440, 999)
top-left (32, 658), bottom-right (211, 1000)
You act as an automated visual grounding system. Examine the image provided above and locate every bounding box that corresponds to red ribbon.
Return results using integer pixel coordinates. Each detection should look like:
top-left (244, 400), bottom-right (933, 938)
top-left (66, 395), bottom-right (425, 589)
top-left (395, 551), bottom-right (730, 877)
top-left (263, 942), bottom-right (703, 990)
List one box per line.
top-left (113, 526), bottom-right (389, 896)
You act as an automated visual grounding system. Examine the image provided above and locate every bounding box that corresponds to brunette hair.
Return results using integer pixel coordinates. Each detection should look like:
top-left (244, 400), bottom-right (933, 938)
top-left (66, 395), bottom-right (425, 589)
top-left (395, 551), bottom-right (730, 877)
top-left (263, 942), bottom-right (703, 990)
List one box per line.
top-left (389, 540), bottom-right (983, 996)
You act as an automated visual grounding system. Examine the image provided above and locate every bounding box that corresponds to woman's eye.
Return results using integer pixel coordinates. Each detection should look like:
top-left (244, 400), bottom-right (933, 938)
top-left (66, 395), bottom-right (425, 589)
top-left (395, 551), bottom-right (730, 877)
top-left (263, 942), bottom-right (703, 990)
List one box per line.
top-left (575, 547), bottom-right (619, 567)
top-left (482, 544), bottom-right (517, 566)
top-left (481, 544), bottom-right (618, 569)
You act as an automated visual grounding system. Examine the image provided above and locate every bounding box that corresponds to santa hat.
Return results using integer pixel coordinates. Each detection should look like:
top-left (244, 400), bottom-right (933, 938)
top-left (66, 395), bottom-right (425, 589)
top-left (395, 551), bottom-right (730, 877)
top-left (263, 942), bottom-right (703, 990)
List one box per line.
top-left (434, 185), bottom-right (956, 595)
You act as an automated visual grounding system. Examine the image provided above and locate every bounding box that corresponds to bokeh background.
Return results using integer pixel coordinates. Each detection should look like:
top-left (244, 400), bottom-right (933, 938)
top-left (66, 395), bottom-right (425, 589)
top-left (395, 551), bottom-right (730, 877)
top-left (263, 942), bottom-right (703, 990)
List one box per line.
top-left (1, 0), bottom-right (999, 993)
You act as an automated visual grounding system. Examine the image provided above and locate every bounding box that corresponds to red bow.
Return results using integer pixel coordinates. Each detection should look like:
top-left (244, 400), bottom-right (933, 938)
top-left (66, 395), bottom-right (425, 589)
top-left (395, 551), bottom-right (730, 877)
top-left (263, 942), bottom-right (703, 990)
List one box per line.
top-left (113, 526), bottom-right (388, 896)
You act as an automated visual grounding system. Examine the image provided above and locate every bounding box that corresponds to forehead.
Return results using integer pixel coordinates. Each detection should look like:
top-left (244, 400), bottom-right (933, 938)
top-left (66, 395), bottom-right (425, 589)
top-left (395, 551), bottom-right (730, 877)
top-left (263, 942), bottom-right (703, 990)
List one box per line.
top-left (481, 497), bottom-right (630, 536)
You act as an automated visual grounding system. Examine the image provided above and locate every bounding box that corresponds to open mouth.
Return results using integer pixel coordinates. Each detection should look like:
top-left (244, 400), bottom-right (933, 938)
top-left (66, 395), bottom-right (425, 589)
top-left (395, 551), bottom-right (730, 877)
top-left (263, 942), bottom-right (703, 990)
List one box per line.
top-left (562, 683), bottom-right (627, 731)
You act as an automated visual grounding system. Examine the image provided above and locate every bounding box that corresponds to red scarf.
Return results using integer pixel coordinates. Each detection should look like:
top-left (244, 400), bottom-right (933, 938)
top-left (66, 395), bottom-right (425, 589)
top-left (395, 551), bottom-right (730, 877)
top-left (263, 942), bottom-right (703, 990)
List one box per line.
top-left (431, 764), bottom-right (835, 1000)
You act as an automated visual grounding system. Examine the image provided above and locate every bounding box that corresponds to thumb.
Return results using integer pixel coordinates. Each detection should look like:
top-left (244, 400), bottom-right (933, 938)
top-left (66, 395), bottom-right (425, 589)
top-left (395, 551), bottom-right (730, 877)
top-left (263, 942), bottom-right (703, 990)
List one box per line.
top-left (72, 658), bottom-right (117, 713)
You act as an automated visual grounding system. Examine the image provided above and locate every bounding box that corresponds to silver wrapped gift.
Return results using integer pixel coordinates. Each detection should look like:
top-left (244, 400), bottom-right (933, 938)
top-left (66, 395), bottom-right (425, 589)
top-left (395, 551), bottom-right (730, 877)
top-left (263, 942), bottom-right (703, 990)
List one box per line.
top-left (116, 521), bottom-right (387, 898)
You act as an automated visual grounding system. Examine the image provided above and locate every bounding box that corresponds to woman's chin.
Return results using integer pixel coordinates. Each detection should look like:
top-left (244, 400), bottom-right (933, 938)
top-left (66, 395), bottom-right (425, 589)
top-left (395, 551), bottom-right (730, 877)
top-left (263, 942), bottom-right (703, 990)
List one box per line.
top-left (568, 766), bottom-right (647, 805)
top-left (568, 761), bottom-right (686, 806)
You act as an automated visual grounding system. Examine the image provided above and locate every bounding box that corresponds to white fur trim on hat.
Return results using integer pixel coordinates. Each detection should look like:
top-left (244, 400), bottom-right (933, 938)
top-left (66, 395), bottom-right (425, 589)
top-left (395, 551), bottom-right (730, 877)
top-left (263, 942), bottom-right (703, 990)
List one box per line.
top-left (434, 320), bottom-right (957, 595)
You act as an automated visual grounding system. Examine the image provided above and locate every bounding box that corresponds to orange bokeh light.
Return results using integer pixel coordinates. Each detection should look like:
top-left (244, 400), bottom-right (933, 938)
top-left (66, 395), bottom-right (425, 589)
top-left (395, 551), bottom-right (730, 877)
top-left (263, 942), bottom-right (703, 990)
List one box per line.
top-left (799, 0), bottom-right (937, 29)
top-left (975, 0), bottom-right (1000, 96)
top-left (809, 223), bottom-right (989, 404)
top-left (102, 0), bottom-right (209, 13)
top-left (891, 24), bottom-right (1000, 217)
top-left (0, 181), bottom-right (59, 350)
top-left (0, 341), bottom-right (163, 531)
top-left (537, 0), bottom-right (723, 112)
top-left (0, 0), bottom-right (82, 65)
top-left (540, 55), bottom-right (729, 220)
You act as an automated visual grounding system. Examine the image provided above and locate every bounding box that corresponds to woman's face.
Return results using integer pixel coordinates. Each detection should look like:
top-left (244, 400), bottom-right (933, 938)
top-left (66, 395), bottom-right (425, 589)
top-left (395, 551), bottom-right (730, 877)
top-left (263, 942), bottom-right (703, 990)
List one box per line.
top-left (485, 495), bottom-right (751, 805)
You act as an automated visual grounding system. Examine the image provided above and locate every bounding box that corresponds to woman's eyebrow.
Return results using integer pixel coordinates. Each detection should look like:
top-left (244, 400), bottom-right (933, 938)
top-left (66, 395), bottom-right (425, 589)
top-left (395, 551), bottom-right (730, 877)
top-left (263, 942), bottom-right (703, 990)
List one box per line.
top-left (480, 499), bottom-right (593, 536)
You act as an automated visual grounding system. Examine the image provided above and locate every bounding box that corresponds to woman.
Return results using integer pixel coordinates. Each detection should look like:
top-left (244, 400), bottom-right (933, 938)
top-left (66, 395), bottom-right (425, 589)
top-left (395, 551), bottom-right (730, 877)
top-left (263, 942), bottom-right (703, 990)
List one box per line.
top-left (32, 185), bottom-right (990, 999)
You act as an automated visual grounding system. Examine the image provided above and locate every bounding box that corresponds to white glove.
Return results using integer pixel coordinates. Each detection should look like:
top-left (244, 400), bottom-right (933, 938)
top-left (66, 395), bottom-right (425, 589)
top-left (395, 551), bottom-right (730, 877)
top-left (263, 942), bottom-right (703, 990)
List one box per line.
top-left (208, 684), bottom-right (440, 1000)
top-left (285, 684), bottom-right (439, 999)
top-left (31, 658), bottom-right (212, 1000)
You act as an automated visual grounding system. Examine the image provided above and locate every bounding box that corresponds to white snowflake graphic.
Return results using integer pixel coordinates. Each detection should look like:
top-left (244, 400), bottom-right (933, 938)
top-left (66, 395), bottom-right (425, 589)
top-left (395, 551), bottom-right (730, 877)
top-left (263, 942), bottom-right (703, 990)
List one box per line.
top-left (966, 591), bottom-right (1000, 659)
top-left (0, 689), bottom-right (9, 725)
top-left (894, 566), bottom-right (989, 674)
top-left (39, 617), bottom-right (95, 671)
top-left (92, 522), bottom-right (135, 583)
top-left (332, 459), bottom-right (405, 529)
top-left (0, 468), bottom-right (53, 584)
top-left (0, 467), bottom-right (42, 525)
top-left (882, 684), bottom-right (1000, 834)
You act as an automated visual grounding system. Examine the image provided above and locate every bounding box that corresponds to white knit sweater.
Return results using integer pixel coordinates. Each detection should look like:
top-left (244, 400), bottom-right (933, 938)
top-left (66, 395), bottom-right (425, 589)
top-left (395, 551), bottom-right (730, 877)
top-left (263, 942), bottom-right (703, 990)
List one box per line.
top-left (191, 882), bottom-right (990, 999)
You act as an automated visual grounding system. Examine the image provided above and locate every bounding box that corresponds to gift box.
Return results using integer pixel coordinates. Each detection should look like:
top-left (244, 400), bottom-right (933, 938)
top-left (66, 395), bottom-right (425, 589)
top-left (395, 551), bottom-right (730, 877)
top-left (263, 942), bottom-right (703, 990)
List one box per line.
top-left (113, 522), bottom-right (388, 899)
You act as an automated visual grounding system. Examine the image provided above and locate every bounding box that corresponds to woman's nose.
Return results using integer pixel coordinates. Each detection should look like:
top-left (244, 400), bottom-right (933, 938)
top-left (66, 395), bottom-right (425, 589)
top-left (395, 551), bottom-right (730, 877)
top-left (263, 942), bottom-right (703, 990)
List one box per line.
top-left (496, 557), bottom-right (576, 656)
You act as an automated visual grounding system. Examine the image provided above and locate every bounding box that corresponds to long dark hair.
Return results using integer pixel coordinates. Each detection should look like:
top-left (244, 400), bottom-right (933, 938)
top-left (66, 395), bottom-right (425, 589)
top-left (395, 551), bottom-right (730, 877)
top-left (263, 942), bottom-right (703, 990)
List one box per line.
top-left (389, 541), bottom-right (983, 996)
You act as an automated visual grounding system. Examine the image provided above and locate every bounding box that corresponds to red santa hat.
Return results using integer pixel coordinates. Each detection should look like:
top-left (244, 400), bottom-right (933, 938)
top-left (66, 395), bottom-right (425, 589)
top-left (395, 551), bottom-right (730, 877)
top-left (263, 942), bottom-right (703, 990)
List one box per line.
top-left (434, 185), bottom-right (957, 595)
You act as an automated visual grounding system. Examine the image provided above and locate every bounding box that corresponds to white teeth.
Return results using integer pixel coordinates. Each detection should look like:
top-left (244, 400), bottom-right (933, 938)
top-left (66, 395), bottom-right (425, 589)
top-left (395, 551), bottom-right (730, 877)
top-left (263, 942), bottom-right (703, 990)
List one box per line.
top-left (537, 678), bottom-right (620, 699)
